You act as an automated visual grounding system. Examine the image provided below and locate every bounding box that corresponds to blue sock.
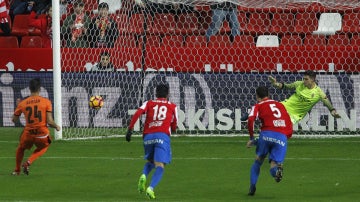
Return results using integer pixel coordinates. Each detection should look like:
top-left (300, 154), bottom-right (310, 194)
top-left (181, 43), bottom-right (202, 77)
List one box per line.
top-left (250, 160), bottom-right (263, 186)
top-left (142, 162), bottom-right (155, 176)
top-left (149, 166), bottom-right (164, 189)
top-left (270, 166), bottom-right (277, 177)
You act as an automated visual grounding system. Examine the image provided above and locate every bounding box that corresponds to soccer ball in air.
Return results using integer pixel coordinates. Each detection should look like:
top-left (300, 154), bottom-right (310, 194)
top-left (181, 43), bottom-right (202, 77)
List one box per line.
top-left (89, 95), bottom-right (104, 109)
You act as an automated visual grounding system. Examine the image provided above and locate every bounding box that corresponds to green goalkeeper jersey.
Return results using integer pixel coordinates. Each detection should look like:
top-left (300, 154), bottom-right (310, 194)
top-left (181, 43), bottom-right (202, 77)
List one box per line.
top-left (281, 81), bottom-right (329, 123)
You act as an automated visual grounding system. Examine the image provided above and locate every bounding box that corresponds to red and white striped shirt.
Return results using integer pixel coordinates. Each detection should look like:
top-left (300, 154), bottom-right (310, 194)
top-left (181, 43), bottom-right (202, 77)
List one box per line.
top-left (0, 0), bottom-right (9, 23)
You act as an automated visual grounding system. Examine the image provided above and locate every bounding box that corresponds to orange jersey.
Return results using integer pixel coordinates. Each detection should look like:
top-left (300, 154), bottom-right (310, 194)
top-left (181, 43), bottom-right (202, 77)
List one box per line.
top-left (14, 95), bottom-right (52, 136)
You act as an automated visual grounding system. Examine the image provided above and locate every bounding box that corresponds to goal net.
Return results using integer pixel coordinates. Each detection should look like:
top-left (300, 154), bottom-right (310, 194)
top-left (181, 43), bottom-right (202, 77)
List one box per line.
top-left (58, 0), bottom-right (360, 139)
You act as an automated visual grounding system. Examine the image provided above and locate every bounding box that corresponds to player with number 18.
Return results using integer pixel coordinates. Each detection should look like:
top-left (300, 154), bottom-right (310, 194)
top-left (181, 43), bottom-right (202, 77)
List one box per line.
top-left (125, 84), bottom-right (178, 199)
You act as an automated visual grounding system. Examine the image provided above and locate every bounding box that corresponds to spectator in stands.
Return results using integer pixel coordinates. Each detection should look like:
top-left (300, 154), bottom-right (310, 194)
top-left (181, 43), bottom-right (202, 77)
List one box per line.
top-left (205, 2), bottom-right (241, 42)
top-left (60, 0), bottom-right (68, 17)
top-left (29, 5), bottom-right (52, 48)
top-left (61, 0), bottom-right (90, 47)
top-left (91, 51), bottom-right (114, 71)
top-left (88, 2), bottom-right (119, 48)
top-left (0, 0), bottom-right (11, 35)
top-left (10, 0), bottom-right (50, 20)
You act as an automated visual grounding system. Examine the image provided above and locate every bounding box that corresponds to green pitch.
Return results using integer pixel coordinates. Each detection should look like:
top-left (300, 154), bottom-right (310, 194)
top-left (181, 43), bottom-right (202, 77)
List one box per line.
top-left (0, 127), bottom-right (359, 201)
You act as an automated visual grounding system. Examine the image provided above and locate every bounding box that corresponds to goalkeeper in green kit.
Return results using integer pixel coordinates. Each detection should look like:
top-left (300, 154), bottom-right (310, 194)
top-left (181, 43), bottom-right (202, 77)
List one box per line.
top-left (268, 70), bottom-right (341, 124)
top-left (241, 70), bottom-right (341, 123)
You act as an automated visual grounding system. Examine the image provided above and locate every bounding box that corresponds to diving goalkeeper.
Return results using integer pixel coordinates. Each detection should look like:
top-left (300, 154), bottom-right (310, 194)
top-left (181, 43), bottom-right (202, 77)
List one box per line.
top-left (268, 70), bottom-right (341, 124)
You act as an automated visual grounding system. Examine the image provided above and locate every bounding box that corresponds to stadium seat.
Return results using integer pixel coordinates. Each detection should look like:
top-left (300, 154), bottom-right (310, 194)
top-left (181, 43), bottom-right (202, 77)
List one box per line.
top-left (114, 35), bottom-right (136, 48)
top-left (20, 36), bottom-right (43, 48)
top-left (176, 13), bottom-right (199, 35)
top-left (237, 12), bottom-right (248, 31)
top-left (244, 13), bottom-right (270, 35)
top-left (185, 35), bottom-right (207, 47)
top-left (269, 13), bottom-right (295, 35)
top-left (111, 13), bottom-right (129, 34)
top-left (197, 10), bottom-right (212, 35)
top-left (313, 13), bottom-right (342, 35)
top-left (303, 34), bottom-right (326, 46)
top-left (0, 36), bottom-right (19, 48)
top-left (138, 35), bottom-right (161, 47)
top-left (256, 35), bottom-right (279, 47)
top-left (327, 34), bottom-right (350, 46)
top-left (208, 35), bottom-right (231, 47)
top-left (280, 35), bottom-right (303, 46)
top-left (162, 35), bottom-right (184, 47)
top-left (149, 13), bottom-right (176, 35)
top-left (294, 12), bottom-right (318, 34)
top-left (350, 35), bottom-right (360, 46)
top-left (128, 14), bottom-right (146, 34)
top-left (11, 14), bottom-right (30, 36)
top-left (232, 35), bottom-right (255, 47)
top-left (341, 13), bottom-right (360, 33)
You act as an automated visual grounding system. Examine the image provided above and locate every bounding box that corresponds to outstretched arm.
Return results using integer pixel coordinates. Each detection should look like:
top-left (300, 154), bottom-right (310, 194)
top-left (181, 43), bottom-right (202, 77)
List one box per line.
top-left (269, 76), bottom-right (299, 90)
top-left (321, 98), bottom-right (341, 118)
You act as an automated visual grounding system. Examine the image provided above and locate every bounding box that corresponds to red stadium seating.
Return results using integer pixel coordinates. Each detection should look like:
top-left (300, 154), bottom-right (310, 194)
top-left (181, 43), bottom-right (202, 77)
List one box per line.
top-left (0, 36), bottom-right (19, 48)
top-left (341, 13), bottom-right (360, 33)
top-left (11, 15), bottom-right (30, 36)
top-left (303, 34), bottom-right (326, 46)
top-left (232, 35), bottom-right (255, 47)
top-left (138, 35), bottom-right (161, 47)
top-left (128, 14), bottom-right (146, 34)
top-left (114, 35), bottom-right (136, 48)
top-left (244, 13), bottom-right (270, 34)
top-left (208, 35), bottom-right (231, 47)
top-left (280, 35), bottom-right (303, 46)
top-left (327, 34), bottom-right (350, 46)
top-left (269, 13), bottom-right (295, 35)
top-left (176, 13), bottom-right (199, 35)
top-left (185, 35), bottom-right (207, 47)
top-left (350, 35), bottom-right (360, 46)
top-left (294, 12), bottom-right (318, 34)
top-left (197, 10), bottom-right (212, 35)
top-left (162, 35), bottom-right (184, 47)
top-left (20, 36), bottom-right (43, 48)
top-left (111, 13), bottom-right (129, 34)
top-left (149, 13), bottom-right (176, 35)
top-left (237, 12), bottom-right (248, 31)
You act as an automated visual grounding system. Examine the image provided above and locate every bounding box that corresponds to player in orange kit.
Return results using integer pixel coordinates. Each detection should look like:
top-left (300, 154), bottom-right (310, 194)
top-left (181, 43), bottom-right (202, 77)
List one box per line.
top-left (12, 78), bottom-right (60, 175)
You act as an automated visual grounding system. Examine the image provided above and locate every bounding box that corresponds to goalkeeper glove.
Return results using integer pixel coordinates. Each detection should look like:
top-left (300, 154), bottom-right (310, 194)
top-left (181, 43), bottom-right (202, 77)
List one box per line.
top-left (125, 129), bottom-right (133, 142)
top-left (269, 76), bottom-right (282, 88)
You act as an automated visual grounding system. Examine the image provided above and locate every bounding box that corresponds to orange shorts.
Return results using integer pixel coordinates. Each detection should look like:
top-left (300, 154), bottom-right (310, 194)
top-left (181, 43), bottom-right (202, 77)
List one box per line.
top-left (19, 130), bottom-right (52, 150)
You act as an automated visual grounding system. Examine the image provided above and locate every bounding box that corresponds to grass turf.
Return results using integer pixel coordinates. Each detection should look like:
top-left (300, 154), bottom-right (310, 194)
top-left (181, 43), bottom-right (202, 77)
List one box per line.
top-left (0, 127), bottom-right (359, 201)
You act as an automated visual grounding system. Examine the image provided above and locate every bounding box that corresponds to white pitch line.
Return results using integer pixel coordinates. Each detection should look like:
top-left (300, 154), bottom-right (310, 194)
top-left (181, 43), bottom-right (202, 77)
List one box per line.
top-left (0, 156), bottom-right (359, 161)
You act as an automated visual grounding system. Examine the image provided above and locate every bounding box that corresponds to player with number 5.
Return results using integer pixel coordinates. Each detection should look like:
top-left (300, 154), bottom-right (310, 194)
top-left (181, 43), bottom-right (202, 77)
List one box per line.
top-left (125, 84), bottom-right (178, 199)
top-left (246, 86), bottom-right (293, 196)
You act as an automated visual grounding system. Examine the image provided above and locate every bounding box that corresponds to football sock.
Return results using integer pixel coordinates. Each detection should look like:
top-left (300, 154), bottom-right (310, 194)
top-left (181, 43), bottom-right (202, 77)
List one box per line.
top-left (270, 166), bottom-right (277, 177)
top-left (250, 160), bottom-right (263, 186)
top-left (143, 162), bottom-right (155, 176)
top-left (149, 166), bottom-right (164, 188)
top-left (28, 146), bottom-right (48, 164)
top-left (15, 147), bottom-right (25, 171)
